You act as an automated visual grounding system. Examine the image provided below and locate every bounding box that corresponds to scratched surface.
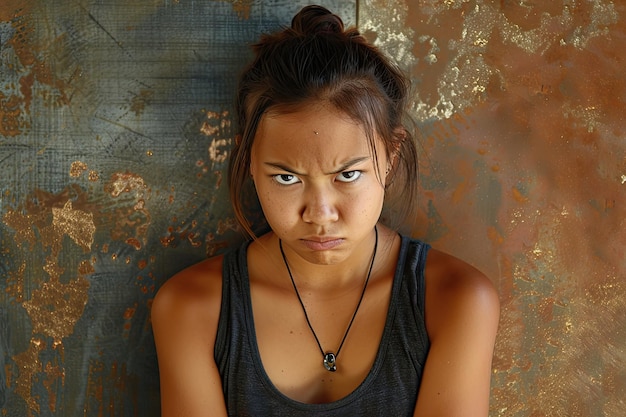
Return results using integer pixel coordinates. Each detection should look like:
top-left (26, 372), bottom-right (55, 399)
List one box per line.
top-left (0, 0), bottom-right (624, 416)
top-left (0, 1), bottom-right (355, 416)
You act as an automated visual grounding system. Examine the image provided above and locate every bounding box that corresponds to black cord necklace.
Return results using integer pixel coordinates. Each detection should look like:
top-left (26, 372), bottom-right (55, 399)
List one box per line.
top-left (278, 226), bottom-right (378, 372)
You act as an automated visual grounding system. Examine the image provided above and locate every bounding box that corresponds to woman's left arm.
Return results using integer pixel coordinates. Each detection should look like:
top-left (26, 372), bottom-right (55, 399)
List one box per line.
top-left (414, 249), bottom-right (500, 417)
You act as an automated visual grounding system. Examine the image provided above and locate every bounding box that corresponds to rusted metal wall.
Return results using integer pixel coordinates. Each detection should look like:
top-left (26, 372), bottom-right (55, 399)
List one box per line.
top-left (1, 1), bottom-right (624, 416)
top-left (359, 1), bottom-right (626, 415)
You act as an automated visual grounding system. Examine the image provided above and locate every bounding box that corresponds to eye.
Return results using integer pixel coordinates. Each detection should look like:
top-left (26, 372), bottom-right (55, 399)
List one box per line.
top-left (273, 174), bottom-right (300, 185)
top-left (336, 170), bottom-right (362, 183)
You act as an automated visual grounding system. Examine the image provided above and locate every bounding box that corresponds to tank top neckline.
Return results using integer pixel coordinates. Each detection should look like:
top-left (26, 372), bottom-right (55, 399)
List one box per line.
top-left (237, 234), bottom-right (412, 410)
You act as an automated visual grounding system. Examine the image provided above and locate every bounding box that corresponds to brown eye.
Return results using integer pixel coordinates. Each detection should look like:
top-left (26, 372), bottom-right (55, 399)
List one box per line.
top-left (336, 171), bottom-right (361, 183)
top-left (273, 174), bottom-right (300, 185)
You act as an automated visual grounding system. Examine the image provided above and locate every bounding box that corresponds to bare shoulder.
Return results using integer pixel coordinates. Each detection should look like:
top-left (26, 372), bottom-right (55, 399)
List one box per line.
top-left (414, 248), bottom-right (500, 416)
top-left (152, 255), bottom-right (224, 329)
top-left (152, 256), bottom-right (228, 416)
top-left (423, 248), bottom-right (500, 340)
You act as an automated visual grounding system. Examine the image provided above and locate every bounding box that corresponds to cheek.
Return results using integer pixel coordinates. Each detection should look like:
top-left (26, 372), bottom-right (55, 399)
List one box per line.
top-left (345, 186), bottom-right (385, 219)
top-left (256, 187), bottom-right (296, 225)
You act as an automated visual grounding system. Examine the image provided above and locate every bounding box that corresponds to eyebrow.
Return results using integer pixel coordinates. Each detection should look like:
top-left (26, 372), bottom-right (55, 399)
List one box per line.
top-left (264, 156), bottom-right (371, 176)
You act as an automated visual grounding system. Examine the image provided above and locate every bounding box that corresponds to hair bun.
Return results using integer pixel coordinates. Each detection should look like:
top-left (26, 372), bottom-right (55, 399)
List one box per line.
top-left (291, 5), bottom-right (344, 35)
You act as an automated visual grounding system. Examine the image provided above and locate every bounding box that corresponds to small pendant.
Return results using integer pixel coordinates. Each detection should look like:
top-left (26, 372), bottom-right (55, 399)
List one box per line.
top-left (323, 352), bottom-right (337, 372)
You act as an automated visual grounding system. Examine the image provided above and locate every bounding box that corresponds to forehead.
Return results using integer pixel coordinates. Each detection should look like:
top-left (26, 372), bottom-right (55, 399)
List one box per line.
top-left (253, 104), bottom-right (376, 160)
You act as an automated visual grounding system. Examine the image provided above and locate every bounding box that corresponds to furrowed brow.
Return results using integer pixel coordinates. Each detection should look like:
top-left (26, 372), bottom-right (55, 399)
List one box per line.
top-left (326, 156), bottom-right (371, 175)
top-left (264, 162), bottom-right (304, 176)
top-left (264, 156), bottom-right (371, 176)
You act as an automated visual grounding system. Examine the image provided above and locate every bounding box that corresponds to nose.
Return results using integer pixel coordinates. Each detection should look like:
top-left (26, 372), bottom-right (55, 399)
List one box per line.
top-left (301, 186), bottom-right (339, 225)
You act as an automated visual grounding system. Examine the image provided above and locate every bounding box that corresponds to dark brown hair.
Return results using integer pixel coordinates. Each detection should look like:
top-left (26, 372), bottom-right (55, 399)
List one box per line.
top-left (229, 5), bottom-right (419, 237)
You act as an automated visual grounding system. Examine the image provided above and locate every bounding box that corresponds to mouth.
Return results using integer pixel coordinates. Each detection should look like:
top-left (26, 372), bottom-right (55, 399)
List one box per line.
top-left (300, 237), bottom-right (344, 251)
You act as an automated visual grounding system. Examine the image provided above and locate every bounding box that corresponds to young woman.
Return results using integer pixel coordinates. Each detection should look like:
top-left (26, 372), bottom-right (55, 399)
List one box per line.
top-left (152, 5), bottom-right (500, 416)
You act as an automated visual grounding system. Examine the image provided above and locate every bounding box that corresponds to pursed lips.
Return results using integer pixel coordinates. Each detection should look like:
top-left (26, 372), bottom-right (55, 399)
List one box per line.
top-left (299, 237), bottom-right (344, 251)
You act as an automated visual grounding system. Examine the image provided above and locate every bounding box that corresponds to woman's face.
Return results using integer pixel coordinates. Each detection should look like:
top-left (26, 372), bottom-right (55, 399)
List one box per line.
top-left (250, 103), bottom-right (389, 265)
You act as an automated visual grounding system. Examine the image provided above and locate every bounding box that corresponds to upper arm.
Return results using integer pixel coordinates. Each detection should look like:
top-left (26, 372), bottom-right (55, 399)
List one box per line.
top-left (414, 249), bottom-right (500, 417)
top-left (152, 258), bottom-right (228, 417)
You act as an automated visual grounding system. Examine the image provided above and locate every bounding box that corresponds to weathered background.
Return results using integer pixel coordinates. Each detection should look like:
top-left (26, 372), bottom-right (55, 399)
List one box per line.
top-left (1, 0), bottom-right (624, 416)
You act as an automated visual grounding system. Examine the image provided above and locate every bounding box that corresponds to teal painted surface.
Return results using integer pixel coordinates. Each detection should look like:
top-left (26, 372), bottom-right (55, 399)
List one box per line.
top-left (0, 1), bottom-right (355, 416)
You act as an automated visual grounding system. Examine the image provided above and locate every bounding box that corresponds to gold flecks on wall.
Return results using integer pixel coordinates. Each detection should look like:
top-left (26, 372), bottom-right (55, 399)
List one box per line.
top-left (69, 161), bottom-right (88, 178)
top-left (52, 201), bottom-right (96, 252)
top-left (12, 338), bottom-right (46, 415)
top-left (2, 185), bottom-right (95, 414)
top-left (22, 277), bottom-right (90, 342)
top-left (362, 0), bottom-right (620, 121)
top-left (5, 261), bottom-right (27, 302)
top-left (358, 0), bottom-right (416, 67)
top-left (104, 172), bottom-right (151, 250)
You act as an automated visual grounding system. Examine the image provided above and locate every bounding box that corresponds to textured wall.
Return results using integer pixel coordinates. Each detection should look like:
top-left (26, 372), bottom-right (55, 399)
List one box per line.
top-left (0, 0), bottom-right (624, 416)
top-left (360, 1), bottom-right (626, 416)
top-left (0, 1), bottom-right (355, 416)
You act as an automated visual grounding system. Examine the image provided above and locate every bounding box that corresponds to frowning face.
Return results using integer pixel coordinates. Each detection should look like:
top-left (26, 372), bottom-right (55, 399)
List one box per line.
top-left (250, 103), bottom-right (389, 266)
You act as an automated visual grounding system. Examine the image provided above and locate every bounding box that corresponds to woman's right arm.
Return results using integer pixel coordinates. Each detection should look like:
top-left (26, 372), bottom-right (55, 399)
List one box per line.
top-left (152, 257), bottom-right (228, 417)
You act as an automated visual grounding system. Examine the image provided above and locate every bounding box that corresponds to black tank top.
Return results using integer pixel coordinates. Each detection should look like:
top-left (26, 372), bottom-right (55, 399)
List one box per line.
top-left (215, 236), bottom-right (430, 416)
